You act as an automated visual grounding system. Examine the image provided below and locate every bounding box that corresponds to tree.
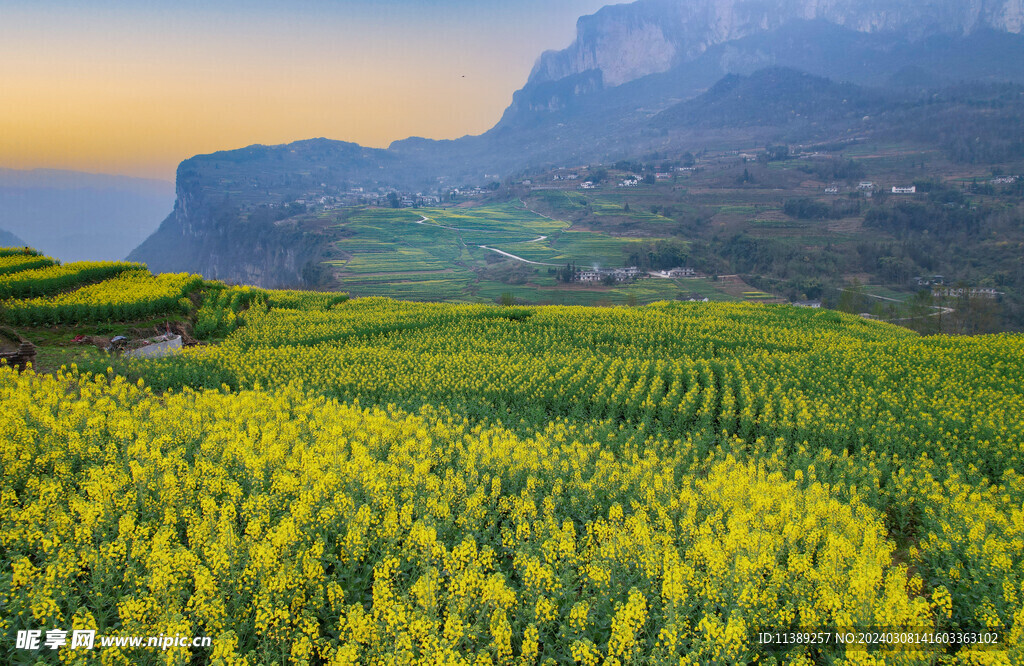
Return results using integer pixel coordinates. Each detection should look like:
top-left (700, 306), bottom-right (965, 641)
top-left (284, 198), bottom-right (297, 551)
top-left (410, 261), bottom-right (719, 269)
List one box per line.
top-left (387, 192), bottom-right (400, 208)
top-left (764, 144), bottom-right (790, 162)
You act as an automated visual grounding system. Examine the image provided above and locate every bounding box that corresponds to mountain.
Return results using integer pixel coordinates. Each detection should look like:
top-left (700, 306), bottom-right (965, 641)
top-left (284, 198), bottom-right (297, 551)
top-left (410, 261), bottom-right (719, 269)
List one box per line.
top-left (0, 169), bottom-right (175, 262)
top-left (125, 140), bottom-right (393, 285)
top-left (499, 17), bottom-right (1024, 128)
top-left (129, 0), bottom-right (1024, 286)
top-left (527, 0), bottom-right (1024, 90)
top-left (654, 67), bottom-right (887, 129)
top-left (0, 227), bottom-right (26, 248)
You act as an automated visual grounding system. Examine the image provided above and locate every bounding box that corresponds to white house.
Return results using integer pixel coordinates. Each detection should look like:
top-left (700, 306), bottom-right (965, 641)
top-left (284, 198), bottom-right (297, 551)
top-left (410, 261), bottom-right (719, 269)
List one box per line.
top-left (932, 287), bottom-right (1000, 300)
top-left (892, 186), bottom-right (917, 194)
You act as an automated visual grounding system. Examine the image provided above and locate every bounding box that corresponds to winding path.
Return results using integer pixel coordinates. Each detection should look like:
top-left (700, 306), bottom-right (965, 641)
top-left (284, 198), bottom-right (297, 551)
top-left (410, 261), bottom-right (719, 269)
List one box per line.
top-left (477, 245), bottom-right (560, 266)
top-left (837, 287), bottom-right (955, 319)
top-left (411, 215), bottom-right (559, 266)
top-left (412, 215), bottom-right (468, 232)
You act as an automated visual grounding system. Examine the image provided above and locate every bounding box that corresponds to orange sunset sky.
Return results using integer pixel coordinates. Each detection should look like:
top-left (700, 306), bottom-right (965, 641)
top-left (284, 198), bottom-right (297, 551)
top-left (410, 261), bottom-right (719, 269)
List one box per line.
top-left (1, 1), bottom-right (611, 181)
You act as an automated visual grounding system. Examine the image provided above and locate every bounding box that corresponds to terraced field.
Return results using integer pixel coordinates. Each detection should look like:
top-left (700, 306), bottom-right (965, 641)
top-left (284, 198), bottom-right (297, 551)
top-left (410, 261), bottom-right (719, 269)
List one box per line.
top-left (327, 204), bottom-right (695, 304)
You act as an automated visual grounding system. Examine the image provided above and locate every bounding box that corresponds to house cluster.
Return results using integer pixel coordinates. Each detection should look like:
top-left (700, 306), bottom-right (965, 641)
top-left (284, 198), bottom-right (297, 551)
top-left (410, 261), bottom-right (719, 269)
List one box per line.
top-left (619, 177), bottom-right (639, 187)
top-left (932, 286), bottom-right (1001, 300)
top-left (551, 173), bottom-right (580, 181)
top-left (917, 276), bottom-right (1002, 299)
top-left (374, 192), bottom-right (445, 208)
top-left (991, 175), bottom-right (1019, 185)
top-left (576, 266), bottom-right (643, 283)
top-left (822, 183), bottom-right (915, 195)
top-left (580, 181), bottom-right (598, 190)
top-left (275, 186), bottom-right (452, 211)
top-left (657, 267), bottom-right (697, 278)
top-left (449, 186), bottom-right (487, 197)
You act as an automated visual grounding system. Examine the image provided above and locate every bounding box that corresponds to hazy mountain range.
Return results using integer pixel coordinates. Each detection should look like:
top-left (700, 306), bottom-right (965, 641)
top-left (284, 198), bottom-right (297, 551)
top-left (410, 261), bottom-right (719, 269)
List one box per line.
top-left (69, 0), bottom-right (1024, 279)
top-left (527, 0), bottom-right (1024, 89)
top-left (0, 227), bottom-right (26, 248)
top-left (0, 169), bottom-right (174, 262)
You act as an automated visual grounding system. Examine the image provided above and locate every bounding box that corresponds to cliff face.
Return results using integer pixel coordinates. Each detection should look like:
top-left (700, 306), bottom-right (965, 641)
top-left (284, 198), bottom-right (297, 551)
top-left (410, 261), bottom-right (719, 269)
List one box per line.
top-left (128, 160), bottom-right (330, 288)
top-left (528, 0), bottom-right (1024, 89)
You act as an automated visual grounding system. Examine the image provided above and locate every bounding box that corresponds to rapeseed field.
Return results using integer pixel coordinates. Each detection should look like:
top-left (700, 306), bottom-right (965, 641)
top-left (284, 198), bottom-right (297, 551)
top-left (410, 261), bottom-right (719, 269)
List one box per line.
top-left (1, 270), bottom-right (1021, 664)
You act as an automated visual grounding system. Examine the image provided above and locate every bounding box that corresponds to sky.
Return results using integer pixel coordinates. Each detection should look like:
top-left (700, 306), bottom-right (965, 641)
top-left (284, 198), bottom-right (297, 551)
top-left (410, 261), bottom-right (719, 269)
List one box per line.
top-left (0, 0), bottom-right (613, 181)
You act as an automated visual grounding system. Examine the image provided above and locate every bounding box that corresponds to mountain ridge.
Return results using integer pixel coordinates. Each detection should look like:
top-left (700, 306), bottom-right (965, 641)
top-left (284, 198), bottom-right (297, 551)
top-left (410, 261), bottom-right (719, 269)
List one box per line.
top-left (528, 0), bottom-right (1024, 91)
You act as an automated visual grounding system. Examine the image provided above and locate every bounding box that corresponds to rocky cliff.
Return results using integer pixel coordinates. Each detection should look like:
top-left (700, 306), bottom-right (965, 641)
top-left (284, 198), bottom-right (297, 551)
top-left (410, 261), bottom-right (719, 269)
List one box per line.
top-left (528, 0), bottom-right (1024, 90)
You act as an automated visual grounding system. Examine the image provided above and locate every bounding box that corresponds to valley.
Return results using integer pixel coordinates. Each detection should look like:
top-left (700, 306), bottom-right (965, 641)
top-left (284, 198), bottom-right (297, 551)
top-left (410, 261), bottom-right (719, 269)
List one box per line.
top-left (215, 136), bottom-right (1021, 333)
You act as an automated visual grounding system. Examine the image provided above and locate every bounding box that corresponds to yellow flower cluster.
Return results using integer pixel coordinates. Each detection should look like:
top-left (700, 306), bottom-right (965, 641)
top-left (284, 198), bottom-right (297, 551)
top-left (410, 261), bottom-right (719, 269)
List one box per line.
top-left (0, 253), bottom-right (53, 276)
top-left (0, 260), bottom-right (141, 299)
top-left (0, 246), bottom-right (41, 257)
top-left (192, 286), bottom-right (349, 340)
top-left (1, 270), bottom-right (202, 325)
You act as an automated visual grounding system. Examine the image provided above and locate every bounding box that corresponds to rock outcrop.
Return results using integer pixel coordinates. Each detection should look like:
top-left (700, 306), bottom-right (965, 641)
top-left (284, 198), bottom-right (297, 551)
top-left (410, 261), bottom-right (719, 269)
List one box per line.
top-left (528, 0), bottom-right (1024, 90)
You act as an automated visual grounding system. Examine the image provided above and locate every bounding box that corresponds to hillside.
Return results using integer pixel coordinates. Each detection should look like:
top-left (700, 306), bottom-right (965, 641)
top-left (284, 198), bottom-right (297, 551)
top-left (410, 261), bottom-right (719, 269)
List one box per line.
top-left (0, 252), bottom-right (1022, 662)
top-left (117, 119), bottom-right (1024, 333)
top-left (653, 67), bottom-right (886, 129)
